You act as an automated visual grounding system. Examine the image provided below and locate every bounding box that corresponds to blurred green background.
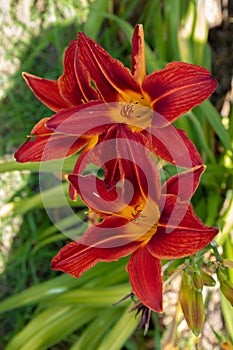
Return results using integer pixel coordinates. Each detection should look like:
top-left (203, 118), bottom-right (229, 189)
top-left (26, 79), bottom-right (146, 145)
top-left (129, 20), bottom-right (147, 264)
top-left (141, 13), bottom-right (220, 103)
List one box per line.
top-left (0, 0), bottom-right (233, 349)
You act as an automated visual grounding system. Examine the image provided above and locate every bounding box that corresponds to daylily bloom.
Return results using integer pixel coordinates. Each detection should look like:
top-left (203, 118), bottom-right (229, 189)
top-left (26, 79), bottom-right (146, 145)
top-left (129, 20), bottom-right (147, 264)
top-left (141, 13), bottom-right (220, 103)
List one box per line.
top-left (15, 25), bottom-right (217, 171)
top-left (51, 162), bottom-right (218, 312)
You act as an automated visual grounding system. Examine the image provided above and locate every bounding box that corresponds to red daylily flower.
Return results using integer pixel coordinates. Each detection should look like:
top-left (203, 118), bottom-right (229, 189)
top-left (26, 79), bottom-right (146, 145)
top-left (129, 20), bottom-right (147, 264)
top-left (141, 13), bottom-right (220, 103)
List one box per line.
top-left (51, 163), bottom-right (218, 312)
top-left (15, 25), bottom-right (217, 169)
top-left (68, 122), bottom-right (161, 200)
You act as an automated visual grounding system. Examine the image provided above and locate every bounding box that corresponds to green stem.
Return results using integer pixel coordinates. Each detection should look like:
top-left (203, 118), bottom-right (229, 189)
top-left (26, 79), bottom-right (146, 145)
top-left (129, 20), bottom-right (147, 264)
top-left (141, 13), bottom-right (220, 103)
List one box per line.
top-left (210, 241), bottom-right (223, 262)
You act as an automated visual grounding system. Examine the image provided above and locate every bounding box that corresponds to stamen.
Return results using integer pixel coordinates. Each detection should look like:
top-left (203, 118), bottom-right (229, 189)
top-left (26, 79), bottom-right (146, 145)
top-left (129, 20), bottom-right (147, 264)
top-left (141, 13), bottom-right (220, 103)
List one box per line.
top-left (120, 104), bottom-right (134, 118)
top-left (120, 101), bottom-right (153, 131)
top-left (129, 299), bottom-right (152, 336)
top-left (113, 292), bottom-right (136, 305)
top-left (114, 292), bottom-right (152, 335)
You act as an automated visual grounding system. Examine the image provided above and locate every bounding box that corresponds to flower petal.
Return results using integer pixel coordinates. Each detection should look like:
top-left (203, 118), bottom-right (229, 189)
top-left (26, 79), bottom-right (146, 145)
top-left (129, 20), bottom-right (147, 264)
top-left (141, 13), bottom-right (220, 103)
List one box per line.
top-left (58, 40), bottom-right (99, 104)
top-left (78, 32), bottom-right (142, 102)
top-left (131, 24), bottom-right (146, 85)
top-left (68, 125), bottom-right (124, 197)
top-left (68, 173), bottom-right (127, 217)
top-left (74, 41), bottom-right (101, 102)
top-left (68, 123), bottom-right (161, 206)
top-left (51, 239), bottom-right (137, 278)
top-left (52, 214), bottom-right (141, 277)
top-left (22, 73), bottom-right (71, 112)
top-left (68, 136), bottom-right (99, 200)
top-left (126, 247), bottom-right (163, 312)
top-left (162, 165), bottom-right (206, 200)
top-left (148, 195), bottom-right (218, 259)
top-left (57, 40), bottom-right (86, 105)
top-left (14, 118), bottom-right (89, 162)
top-left (78, 215), bottom-right (146, 248)
top-left (46, 101), bottom-right (118, 135)
top-left (143, 62), bottom-right (217, 122)
top-left (143, 124), bottom-right (202, 167)
top-left (95, 124), bottom-right (161, 201)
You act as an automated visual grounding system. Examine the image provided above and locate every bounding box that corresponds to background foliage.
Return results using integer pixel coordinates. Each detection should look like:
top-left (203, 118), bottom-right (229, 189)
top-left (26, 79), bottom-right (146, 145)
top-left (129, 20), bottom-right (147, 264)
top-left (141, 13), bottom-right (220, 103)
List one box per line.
top-left (0, 0), bottom-right (233, 349)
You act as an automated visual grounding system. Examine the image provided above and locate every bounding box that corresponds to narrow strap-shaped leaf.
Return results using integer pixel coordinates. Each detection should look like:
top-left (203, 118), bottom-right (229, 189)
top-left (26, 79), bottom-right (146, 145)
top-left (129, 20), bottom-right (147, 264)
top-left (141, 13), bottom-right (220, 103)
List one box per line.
top-left (0, 261), bottom-right (127, 313)
top-left (83, 0), bottom-right (110, 39)
top-left (41, 285), bottom-right (130, 307)
top-left (95, 12), bottom-right (160, 72)
top-left (70, 308), bottom-right (120, 350)
top-left (97, 305), bottom-right (139, 350)
top-left (187, 112), bottom-right (216, 163)
top-left (1, 183), bottom-right (83, 218)
top-left (0, 157), bottom-right (76, 173)
top-left (5, 306), bottom-right (99, 350)
top-left (221, 295), bottom-right (233, 340)
top-left (195, 100), bottom-right (233, 152)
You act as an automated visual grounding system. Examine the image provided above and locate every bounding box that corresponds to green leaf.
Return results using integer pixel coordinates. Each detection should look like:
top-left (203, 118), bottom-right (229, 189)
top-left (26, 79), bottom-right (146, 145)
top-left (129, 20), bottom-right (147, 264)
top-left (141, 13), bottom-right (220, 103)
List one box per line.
top-left (164, 0), bottom-right (181, 61)
top-left (1, 183), bottom-right (84, 217)
top-left (97, 305), bottom-right (139, 350)
top-left (5, 306), bottom-right (99, 350)
top-left (0, 157), bottom-right (76, 173)
top-left (41, 285), bottom-right (130, 307)
top-left (221, 294), bottom-right (233, 340)
top-left (0, 275), bottom-right (77, 314)
top-left (217, 190), bottom-right (233, 246)
top-left (205, 192), bottom-right (221, 226)
top-left (0, 260), bottom-right (127, 313)
top-left (93, 11), bottom-right (160, 72)
top-left (83, 0), bottom-right (110, 39)
top-left (223, 235), bottom-right (233, 282)
top-left (70, 308), bottom-right (120, 350)
top-left (194, 101), bottom-right (233, 152)
top-left (187, 112), bottom-right (216, 164)
top-left (37, 213), bottom-right (86, 239)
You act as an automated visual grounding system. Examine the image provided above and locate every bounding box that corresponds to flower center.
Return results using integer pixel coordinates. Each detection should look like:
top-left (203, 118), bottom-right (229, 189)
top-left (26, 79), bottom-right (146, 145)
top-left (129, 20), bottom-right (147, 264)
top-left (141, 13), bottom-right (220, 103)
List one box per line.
top-left (130, 200), bottom-right (160, 243)
top-left (137, 217), bottom-right (158, 245)
top-left (120, 103), bottom-right (153, 132)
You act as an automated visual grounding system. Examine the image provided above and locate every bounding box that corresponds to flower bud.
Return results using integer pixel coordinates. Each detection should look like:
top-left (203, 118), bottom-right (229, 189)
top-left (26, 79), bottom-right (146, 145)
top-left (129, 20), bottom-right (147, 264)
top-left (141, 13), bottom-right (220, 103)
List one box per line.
top-left (220, 279), bottom-right (233, 306)
top-left (179, 271), bottom-right (204, 336)
top-left (179, 271), bottom-right (192, 324)
top-left (163, 266), bottom-right (177, 278)
top-left (188, 288), bottom-right (204, 336)
top-left (217, 267), bottom-right (227, 283)
top-left (200, 269), bottom-right (216, 287)
top-left (192, 271), bottom-right (203, 291)
top-left (222, 259), bottom-right (233, 269)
